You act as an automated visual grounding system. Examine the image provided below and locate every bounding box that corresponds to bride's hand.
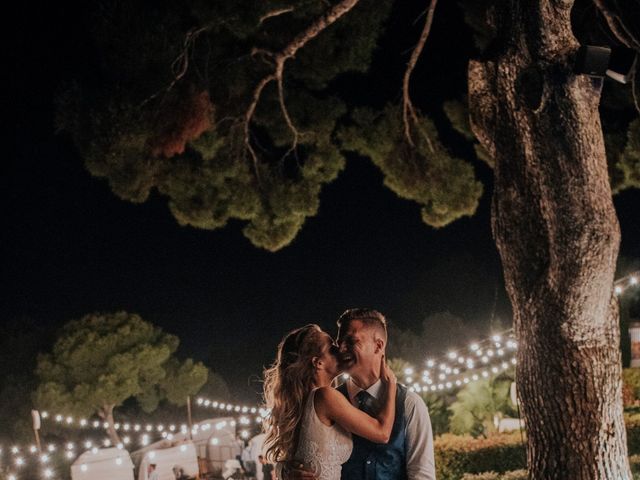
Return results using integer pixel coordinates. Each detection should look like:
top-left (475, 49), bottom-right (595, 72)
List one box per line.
top-left (380, 354), bottom-right (396, 386)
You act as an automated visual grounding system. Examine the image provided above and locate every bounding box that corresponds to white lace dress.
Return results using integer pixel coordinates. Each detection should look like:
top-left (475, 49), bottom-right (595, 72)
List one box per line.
top-left (294, 389), bottom-right (353, 480)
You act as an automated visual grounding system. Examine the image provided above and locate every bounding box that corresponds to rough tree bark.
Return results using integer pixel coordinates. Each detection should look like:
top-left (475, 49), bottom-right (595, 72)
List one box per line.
top-left (98, 404), bottom-right (122, 446)
top-left (468, 1), bottom-right (629, 478)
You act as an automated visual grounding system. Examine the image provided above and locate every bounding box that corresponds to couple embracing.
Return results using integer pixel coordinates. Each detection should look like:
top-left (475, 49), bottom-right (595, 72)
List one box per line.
top-left (263, 308), bottom-right (436, 480)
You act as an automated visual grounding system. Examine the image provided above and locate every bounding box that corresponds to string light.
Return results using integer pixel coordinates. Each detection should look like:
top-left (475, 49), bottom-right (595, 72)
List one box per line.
top-left (406, 272), bottom-right (639, 394)
top-left (614, 271), bottom-right (640, 296)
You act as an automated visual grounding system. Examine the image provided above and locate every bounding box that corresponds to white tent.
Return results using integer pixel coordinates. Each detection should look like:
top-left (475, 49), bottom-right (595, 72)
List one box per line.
top-left (131, 418), bottom-right (241, 478)
top-left (70, 447), bottom-right (134, 480)
top-left (137, 442), bottom-right (198, 480)
top-left (192, 417), bottom-right (243, 475)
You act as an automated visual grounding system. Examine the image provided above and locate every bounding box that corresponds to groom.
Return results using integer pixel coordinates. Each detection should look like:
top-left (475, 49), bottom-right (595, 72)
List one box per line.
top-left (288, 308), bottom-right (436, 480)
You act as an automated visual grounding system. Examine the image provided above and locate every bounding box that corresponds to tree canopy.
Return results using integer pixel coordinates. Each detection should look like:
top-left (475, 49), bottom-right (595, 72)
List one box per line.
top-left (54, 0), bottom-right (638, 252)
top-left (34, 311), bottom-right (208, 442)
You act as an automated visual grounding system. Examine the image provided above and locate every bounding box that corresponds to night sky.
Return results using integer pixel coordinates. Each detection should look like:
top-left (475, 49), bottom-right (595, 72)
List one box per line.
top-left (9, 1), bottom-right (640, 401)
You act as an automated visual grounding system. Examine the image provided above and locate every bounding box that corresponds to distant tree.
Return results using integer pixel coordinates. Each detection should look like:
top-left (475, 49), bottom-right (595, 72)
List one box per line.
top-left (387, 357), bottom-right (414, 381)
top-left (387, 311), bottom-right (480, 364)
top-left (0, 316), bottom-right (53, 442)
top-left (34, 312), bottom-right (208, 444)
top-left (449, 374), bottom-right (516, 438)
top-left (196, 368), bottom-right (232, 402)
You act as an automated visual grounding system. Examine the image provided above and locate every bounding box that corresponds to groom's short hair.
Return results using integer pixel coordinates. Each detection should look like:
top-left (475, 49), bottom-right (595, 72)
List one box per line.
top-left (337, 308), bottom-right (387, 340)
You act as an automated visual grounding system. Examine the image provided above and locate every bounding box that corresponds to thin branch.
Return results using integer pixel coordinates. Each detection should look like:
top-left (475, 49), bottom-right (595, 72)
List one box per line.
top-left (632, 67), bottom-right (640, 114)
top-left (276, 62), bottom-right (301, 160)
top-left (259, 7), bottom-right (295, 25)
top-left (139, 25), bottom-right (213, 109)
top-left (592, 0), bottom-right (640, 50)
top-left (244, 73), bottom-right (277, 181)
top-left (402, 0), bottom-right (438, 151)
top-left (243, 0), bottom-right (362, 178)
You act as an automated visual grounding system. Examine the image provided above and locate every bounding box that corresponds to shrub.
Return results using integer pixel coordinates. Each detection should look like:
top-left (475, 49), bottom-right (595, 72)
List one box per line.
top-left (461, 473), bottom-right (500, 480)
top-left (435, 416), bottom-right (640, 479)
top-left (435, 433), bottom-right (526, 480)
top-left (501, 470), bottom-right (528, 480)
top-left (627, 414), bottom-right (640, 455)
top-left (631, 454), bottom-right (640, 479)
top-left (624, 369), bottom-right (640, 405)
top-left (461, 471), bottom-right (528, 480)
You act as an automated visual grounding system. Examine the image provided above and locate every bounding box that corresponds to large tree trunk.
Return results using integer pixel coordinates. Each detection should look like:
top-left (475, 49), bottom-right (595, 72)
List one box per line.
top-left (468, 1), bottom-right (629, 478)
top-left (98, 404), bottom-right (121, 446)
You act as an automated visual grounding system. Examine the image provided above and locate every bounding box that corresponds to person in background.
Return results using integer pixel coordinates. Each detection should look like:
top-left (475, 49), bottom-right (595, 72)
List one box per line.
top-left (148, 463), bottom-right (159, 480)
top-left (259, 455), bottom-right (275, 480)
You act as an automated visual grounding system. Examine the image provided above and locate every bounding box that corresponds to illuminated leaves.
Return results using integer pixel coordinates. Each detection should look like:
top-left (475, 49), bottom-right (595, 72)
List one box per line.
top-left (34, 312), bottom-right (207, 417)
top-left (339, 104), bottom-right (483, 228)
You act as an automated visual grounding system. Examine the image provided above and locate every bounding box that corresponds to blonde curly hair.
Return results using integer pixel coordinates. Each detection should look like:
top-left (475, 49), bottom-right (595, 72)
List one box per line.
top-left (262, 324), bottom-right (326, 462)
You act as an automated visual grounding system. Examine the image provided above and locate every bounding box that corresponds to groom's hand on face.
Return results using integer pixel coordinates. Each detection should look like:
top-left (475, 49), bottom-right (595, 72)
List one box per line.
top-left (283, 460), bottom-right (317, 480)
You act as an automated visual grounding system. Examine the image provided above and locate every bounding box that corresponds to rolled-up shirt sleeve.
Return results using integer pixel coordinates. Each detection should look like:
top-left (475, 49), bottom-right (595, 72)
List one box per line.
top-left (404, 391), bottom-right (436, 480)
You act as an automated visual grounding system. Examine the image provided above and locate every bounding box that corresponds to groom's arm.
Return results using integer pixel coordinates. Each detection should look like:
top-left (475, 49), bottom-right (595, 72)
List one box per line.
top-left (404, 391), bottom-right (436, 480)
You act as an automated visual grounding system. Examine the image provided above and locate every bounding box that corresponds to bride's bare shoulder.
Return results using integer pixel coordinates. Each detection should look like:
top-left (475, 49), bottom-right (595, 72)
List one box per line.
top-left (314, 386), bottom-right (346, 425)
top-left (315, 386), bottom-right (346, 407)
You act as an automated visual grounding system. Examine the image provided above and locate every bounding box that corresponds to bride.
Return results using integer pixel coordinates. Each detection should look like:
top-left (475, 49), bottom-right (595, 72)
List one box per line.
top-left (262, 324), bottom-right (397, 480)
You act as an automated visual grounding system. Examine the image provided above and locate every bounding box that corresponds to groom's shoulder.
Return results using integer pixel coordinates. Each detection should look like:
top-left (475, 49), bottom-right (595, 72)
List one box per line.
top-left (402, 387), bottom-right (430, 417)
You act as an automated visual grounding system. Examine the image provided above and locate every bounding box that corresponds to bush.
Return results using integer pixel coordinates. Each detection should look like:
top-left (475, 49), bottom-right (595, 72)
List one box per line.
top-left (435, 433), bottom-right (526, 480)
top-left (435, 416), bottom-right (640, 479)
top-left (624, 369), bottom-right (640, 405)
top-left (501, 471), bottom-right (528, 480)
top-left (461, 473), bottom-right (501, 480)
top-left (627, 414), bottom-right (640, 455)
top-left (462, 471), bottom-right (527, 480)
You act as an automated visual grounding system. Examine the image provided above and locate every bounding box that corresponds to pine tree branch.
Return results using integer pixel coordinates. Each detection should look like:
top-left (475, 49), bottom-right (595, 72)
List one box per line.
top-left (259, 7), bottom-right (295, 25)
top-left (276, 61), bottom-right (301, 161)
top-left (244, 73), bottom-right (277, 180)
top-left (402, 0), bottom-right (438, 151)
top-left (592, 0), bottom-right (640, 50)
top-left (243, 0), bottom-right (362, 179)
top-left (139, 25), bottom-right (212, 109)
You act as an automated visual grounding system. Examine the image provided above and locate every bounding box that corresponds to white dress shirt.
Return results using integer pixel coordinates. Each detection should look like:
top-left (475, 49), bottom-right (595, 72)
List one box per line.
top-left (346, 378), bottom-right (436, 480)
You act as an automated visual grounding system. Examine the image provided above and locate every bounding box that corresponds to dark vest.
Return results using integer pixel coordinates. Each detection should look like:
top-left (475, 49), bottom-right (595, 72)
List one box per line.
top-left (338, 382), bottom-right (408, 480)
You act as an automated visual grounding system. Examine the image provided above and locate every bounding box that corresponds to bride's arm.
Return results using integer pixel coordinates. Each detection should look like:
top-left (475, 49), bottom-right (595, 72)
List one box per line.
top-left (315, 355), bottom-right (397, 443)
